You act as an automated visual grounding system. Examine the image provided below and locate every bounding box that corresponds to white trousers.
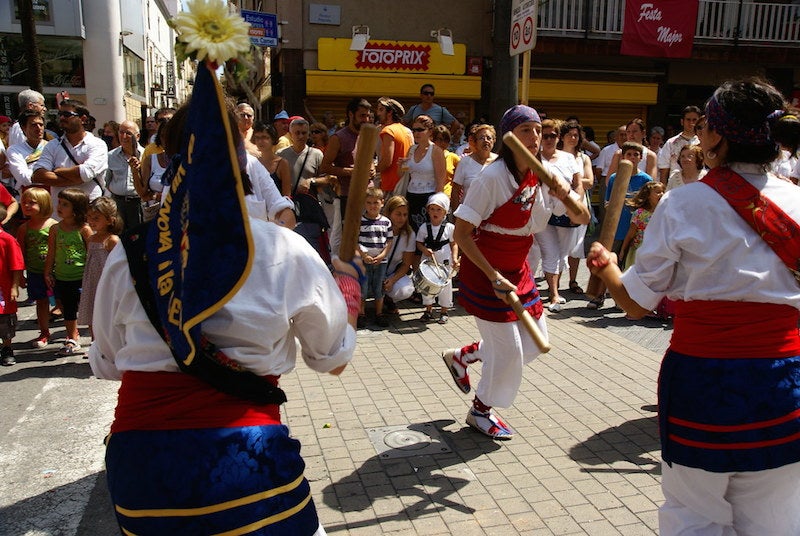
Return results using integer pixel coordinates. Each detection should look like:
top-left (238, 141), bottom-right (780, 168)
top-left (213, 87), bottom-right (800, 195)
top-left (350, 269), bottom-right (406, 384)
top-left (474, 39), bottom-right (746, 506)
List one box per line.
top-left (385, 274), bottom-right (414, 301)
top-left (469, 316), bottom-right (548, 408)
top-left (422, 280), bottom-right (453, 308)
top-left (659, 460), bottom-right (800, 536)
top-left (535, 224), bottom-right (583, 274)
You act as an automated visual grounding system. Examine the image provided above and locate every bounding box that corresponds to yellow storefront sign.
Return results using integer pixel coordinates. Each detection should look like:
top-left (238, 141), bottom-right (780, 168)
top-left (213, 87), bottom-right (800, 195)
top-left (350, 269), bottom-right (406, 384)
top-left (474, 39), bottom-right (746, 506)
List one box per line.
top-left (318, 38), bottom-right (466, 74)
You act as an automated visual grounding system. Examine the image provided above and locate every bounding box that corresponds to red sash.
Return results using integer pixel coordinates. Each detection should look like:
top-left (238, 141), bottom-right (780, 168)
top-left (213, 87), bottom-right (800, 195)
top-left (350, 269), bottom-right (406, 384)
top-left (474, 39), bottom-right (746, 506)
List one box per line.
top-left (671, 300), bottom-right (800, 358)
top-left (111, 371), bottom-right (282, 433)
top-left (702, 167), bottom-right (800, 283)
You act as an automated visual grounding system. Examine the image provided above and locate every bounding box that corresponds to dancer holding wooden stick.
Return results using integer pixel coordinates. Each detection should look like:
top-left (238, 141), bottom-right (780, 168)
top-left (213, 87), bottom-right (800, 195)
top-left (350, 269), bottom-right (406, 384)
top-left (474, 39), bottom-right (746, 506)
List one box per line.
top-left (441, 105), bottom-right (589, 440)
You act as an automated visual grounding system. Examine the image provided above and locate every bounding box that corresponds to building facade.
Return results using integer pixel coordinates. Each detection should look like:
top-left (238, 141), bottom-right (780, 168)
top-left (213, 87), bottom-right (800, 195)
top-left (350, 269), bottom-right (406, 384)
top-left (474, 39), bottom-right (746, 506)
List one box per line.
top-left (248, 0), bottom-right (798, 135)
top-left (1, 0), bottom-right (188, 130)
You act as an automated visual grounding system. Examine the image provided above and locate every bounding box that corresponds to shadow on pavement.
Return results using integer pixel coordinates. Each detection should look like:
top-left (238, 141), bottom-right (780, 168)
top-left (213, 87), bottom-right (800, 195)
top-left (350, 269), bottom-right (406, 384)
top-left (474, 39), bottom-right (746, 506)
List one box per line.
top-left (321, 419), bottom-right (501, 532)
top-left (0, 361), bottom-right (94, 382)
top-left (568, 414), bottom-right (661, 475)
top-left (0, 471), bottom-right (118, 536)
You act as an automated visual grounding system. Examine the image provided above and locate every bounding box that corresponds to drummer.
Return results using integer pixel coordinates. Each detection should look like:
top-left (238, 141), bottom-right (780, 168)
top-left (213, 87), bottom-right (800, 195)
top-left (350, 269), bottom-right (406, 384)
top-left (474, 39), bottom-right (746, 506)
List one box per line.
top-left (416, 192), bottom-right (459, 324)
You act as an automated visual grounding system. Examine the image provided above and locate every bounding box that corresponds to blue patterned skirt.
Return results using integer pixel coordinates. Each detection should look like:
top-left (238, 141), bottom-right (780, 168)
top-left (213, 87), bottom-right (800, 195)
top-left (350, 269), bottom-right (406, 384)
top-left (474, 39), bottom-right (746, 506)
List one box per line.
top-left (105, 424), bottom-right (320, 535)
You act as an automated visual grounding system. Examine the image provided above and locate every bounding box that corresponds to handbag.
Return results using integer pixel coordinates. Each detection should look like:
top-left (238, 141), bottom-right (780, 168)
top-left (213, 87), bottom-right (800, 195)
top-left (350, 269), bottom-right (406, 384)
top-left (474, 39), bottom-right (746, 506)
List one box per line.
top-left (393, 170), bottom-right (410, 198)
top-left (292, 150), bottom-right (329, 229)
top-left (141, 200), bottom-right (160, 222)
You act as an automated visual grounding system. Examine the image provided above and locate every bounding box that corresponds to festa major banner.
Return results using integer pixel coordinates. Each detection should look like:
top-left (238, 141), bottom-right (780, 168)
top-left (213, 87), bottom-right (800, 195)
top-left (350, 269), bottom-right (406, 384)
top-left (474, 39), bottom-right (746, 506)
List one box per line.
top-left (621, 0), bottom-right (700, 58)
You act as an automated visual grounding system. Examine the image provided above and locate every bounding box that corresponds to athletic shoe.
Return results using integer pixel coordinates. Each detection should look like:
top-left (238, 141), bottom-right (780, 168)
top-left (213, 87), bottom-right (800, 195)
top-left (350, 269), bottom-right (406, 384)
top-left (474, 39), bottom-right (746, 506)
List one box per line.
top-left (442, 349), bottom-right (471, 394)
top-left (1, 347), bottom-right (15, 366)
top-left (465, 409), bottom-right (514, 440)
top-left (437, 314), bottom-right (449, 325)
top-left (546, 302), bottom-right (563, 312)
top-left (375, 314), bottom-right (390, 327)
top-left (31, 333), bottom-right (50, 349)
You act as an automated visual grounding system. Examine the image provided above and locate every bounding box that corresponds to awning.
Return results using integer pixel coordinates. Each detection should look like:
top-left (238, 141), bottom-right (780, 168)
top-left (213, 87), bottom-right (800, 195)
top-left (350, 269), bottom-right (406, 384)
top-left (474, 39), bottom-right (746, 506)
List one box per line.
top-left (521, 79), bottom-right (658, 104)
top-left (306, 70), bottom-right (482, 99)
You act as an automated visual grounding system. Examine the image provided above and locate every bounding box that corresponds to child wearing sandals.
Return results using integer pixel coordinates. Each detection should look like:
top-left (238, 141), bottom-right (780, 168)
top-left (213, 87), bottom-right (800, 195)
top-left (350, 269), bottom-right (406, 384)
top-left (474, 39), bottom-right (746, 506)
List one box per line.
top-left (77, 197), bottom-right (121, 340)
top-left (16, 188), bottom-right (58, 349)
top-left (44, 188), bottom-right (91, 356)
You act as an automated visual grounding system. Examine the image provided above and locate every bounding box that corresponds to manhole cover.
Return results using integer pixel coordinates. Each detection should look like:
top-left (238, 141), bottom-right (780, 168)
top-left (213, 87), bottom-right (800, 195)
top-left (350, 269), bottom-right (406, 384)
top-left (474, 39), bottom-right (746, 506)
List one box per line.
top-left (383, 429), bottom-right (431, 450)
top-left (367, 423), bottom-right (452, 459)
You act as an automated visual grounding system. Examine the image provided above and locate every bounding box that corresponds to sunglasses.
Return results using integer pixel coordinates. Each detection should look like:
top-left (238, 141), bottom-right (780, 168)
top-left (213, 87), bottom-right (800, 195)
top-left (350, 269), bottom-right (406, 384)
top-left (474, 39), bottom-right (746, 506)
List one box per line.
top-left (542, 133), bottom-right (558, 140)
top-left (58, 110), bottom-right (79, 118)
top-left (421, 91), bottom-right (435, 96)
top-left (310, 129), bottom-right (323, 134)
top-left (411, 127), bottom-right (428, 132)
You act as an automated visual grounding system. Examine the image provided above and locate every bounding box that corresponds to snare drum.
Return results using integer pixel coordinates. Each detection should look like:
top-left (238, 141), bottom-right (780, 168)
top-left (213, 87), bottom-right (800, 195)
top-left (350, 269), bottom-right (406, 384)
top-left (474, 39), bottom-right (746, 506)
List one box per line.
top-left (412, 259), bottom-right (450, 297)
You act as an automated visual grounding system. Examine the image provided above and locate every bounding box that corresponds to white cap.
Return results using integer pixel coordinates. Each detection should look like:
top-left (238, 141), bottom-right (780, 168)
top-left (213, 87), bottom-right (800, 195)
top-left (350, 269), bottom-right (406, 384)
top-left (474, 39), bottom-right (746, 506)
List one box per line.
top-left (427, 192), bottom-right (450, 212)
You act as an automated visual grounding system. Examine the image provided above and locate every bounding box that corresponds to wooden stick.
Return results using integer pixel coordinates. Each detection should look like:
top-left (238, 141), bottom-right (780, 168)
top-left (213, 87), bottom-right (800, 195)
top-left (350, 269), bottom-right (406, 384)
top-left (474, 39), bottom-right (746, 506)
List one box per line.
top-left (507, 291), bottom-right (551, 354)
top-left (585, 159), bottom-right (634, 298)
top-left (502, 132), bottom-right (584, 215)
top-left (338, 124), bottom-right (379, 262)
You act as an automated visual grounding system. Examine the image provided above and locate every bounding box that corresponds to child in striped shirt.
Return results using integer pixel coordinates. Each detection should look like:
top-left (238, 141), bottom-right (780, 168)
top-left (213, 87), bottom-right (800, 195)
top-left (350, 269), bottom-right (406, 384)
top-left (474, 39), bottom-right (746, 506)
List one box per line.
top-left (358, 187), bottom-right (393, 328)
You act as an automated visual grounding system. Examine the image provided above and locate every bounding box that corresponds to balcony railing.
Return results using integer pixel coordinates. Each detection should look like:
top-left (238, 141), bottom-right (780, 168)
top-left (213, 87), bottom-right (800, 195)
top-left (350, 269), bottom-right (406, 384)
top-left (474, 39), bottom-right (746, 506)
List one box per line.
top-left (537, 0), bottom-right (800, 46)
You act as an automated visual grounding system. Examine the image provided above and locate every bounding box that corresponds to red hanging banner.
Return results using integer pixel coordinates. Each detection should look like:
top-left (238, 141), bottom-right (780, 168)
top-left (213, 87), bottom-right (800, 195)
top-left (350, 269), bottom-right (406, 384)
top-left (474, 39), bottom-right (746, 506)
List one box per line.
top-left (621, 0), bottom-right (699, 58)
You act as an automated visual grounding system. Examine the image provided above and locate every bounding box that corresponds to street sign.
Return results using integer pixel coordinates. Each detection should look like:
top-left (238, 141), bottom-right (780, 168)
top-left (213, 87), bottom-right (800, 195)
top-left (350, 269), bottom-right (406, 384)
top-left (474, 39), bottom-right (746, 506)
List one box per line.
top-left (240, 9), bottom-right (278, 48)
top-left (509, 0), bottom-right (538, 56)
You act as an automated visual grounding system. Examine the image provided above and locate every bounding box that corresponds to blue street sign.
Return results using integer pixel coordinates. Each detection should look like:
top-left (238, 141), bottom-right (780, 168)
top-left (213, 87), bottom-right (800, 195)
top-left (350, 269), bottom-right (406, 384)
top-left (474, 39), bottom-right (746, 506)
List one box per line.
top-left (240, 9), bottom-right (278, 47)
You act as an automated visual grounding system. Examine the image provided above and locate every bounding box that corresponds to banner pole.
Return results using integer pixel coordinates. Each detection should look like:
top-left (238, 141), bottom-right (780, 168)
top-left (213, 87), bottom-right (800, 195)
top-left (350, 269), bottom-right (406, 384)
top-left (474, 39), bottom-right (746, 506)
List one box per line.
top-left (520, 50), bottom-right (531, 105)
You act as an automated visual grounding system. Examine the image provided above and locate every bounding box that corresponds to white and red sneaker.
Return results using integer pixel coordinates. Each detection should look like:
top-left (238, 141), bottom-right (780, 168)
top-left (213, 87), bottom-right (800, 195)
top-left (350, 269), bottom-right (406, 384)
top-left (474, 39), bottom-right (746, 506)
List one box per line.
top-left (442, 349), bottom-right (471, 394)
top-left (465, 409), bottom-right (515, 440)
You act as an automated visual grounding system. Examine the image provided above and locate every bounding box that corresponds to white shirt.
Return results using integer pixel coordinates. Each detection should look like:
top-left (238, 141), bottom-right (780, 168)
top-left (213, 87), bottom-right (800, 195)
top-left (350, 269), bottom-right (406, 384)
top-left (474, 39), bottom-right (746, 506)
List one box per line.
top-left (386, 230), bottom-right (416, 276)
top-left (8, 122), bottom-right (24, 148)
top-left (33, 132), bottom-right (108, 217)
top-left (596, 143), bottom-right (620, 177)
top-left (621, 163), bottom-right (800, 311)
top-left (89, 217), bottom-right (356, 379)
top-left (454, 158), bottom-right (575, 237)
top-left (6, 139), bottom-right (47, 189)
top-left (658, 132), bottom-right (699, 173)
top-left (452, 153), bottom-right (497, 197)
top-left (245, 154), bottom-right (293, 221)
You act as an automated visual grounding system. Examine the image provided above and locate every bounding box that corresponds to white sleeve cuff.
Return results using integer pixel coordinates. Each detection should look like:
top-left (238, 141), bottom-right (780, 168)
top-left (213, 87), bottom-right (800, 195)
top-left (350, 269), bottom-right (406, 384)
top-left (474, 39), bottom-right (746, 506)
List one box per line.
top-left (620, 267), bottom-right (664, 311)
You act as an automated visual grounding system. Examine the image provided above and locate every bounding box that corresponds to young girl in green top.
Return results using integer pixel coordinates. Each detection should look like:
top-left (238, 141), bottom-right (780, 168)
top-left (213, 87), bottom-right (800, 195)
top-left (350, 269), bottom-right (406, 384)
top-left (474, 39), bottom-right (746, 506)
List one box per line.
top-left (16, 188), bottom-right (58, 349)
top-left (44, 188), bottom-right (91, 356)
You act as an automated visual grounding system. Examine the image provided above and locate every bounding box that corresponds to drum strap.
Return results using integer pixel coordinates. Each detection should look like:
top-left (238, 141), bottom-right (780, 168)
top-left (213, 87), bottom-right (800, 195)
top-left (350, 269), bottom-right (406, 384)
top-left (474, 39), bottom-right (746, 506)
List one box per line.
top-left (425, 222), bottom-right (447, 251)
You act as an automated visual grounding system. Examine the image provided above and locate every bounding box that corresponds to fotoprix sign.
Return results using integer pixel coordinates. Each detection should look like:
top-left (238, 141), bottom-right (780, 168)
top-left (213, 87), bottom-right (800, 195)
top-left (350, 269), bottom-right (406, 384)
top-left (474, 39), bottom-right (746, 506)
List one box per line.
top-left (317, 38), bottom-right (466, 74)
top-left (356, 43), bottom-right (431, 71)
top-left (621, 0), bottom-right (699, 58)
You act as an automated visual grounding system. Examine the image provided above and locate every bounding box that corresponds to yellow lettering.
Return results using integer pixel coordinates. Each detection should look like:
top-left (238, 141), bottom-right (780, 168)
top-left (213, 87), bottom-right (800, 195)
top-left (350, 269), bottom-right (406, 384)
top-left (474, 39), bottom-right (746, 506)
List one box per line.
top-left (187, 135), bottom-right (195, 165)
top-left (158, 260), bottom-right (172, 271)
top-left (157, 269), bottom-right (174, 296)
top-left (168, 298), bottom-right (182, 326)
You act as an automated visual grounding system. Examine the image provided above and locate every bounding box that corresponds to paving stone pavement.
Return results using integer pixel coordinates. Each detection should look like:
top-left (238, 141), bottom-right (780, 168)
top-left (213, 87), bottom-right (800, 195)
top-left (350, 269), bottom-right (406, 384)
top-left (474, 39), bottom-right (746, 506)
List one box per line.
top-left (2, 262), bottom-right (672, 535)
top-left (281, 264), bottom-right (672, 535)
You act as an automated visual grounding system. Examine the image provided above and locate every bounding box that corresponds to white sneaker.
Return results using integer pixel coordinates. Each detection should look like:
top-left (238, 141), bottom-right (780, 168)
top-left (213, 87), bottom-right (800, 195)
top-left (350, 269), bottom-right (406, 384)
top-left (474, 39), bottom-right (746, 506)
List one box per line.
top-left (465, 409), bottom-right (514, 440)
top-left (547, 302), bottom-right (563, 312)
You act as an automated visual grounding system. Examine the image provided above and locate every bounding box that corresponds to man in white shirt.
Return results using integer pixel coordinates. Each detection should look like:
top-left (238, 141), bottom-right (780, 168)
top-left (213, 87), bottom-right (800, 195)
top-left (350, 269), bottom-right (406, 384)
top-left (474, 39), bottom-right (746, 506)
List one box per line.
top-left (32, 102), bottom-right (108, 217)
top-left (6, 111), bottom-right (48, 192)
top-left (657, 105), bottom-right (702, 183)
